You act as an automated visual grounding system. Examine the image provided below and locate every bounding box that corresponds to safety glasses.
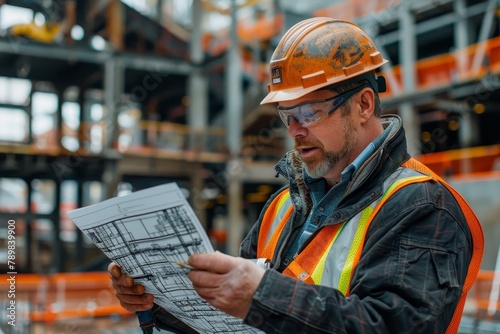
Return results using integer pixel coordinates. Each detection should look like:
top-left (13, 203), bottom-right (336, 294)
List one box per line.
top-left (277, 83), bottom-right (368, 128)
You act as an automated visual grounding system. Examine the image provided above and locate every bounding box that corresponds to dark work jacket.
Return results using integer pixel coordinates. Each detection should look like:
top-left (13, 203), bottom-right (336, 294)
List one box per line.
top-left (240, 115), bottom-right (473, 333)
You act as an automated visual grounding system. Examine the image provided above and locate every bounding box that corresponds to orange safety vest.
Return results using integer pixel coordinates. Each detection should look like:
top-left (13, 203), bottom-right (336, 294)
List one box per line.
top-left (257, 158), bottom-right (484, 334)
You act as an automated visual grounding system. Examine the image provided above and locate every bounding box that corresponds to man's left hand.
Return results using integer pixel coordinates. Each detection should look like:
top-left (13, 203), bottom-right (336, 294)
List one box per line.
top-left (188, 252), bottom-right (265, 319)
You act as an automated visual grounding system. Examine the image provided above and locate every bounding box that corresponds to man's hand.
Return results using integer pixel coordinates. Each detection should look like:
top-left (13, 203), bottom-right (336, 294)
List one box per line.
top-left (188, 252), bottom-right (265, 319)
top-left (108, 262), bottom-right (154, 312)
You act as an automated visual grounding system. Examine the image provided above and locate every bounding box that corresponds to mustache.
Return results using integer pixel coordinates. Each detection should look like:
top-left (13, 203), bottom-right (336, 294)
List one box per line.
top-left (294, 138), bottom-right (322, 149)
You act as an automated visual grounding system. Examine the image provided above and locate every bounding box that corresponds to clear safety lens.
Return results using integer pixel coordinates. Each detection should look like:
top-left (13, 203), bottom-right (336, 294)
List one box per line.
top-left (277, 84), bottom-right (367, 128)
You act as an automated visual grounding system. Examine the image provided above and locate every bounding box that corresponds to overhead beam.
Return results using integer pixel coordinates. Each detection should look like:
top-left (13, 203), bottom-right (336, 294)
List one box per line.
top-left (374, 2), bottom-right (491, 46)
top-left (0, 39), bottom-right (192, 75)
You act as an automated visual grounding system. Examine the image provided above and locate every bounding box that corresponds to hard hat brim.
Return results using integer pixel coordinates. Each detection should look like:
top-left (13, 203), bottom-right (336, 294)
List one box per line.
top-left (260, 86), bottom-right (321, 105)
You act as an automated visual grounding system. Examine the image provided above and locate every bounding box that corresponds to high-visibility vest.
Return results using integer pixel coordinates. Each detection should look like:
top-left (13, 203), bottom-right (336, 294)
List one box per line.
top-left (257, 158), bottom-right (484, 334)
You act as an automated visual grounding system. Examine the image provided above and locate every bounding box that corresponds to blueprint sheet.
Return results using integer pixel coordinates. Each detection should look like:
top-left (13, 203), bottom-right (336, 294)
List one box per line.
top-left (68, 183), bottom-right (263, 334)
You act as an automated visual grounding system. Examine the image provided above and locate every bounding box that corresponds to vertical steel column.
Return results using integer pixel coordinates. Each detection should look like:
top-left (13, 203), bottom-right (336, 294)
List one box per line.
top-left (454, 0), bottom-right (469, 79)
top-left (77, 88), bottom-right (86, 151)
top-left (399, 0), bottom-right (419, 156)
top-left (226, 0), bottom-right (245, 256)
top-left (454, 0), bottom-right (479, 148)
top-left (28, 85), bottom-right (34, 145)
top-left (471, 0), bottom-right (498, 74)
top-left (55, 89), bottom-right (65, 272)
top-left (104, 56), bottom-right (123, 151)
top-left (188, 0), bottom-right (208, 227)
top-left (399, 1), bottom-right (416, 96)
top-left (103, 57), bottom-right (123, 199)
top-left (55, 88), bottom-right (63, 149)
top-left (188, 0), bottom-right (208, 149)
top-left (226, 1), bottom-right (243, 156)
top-left (75, 180), bottom-right (85, 264)
top-left (25, 178), bottom-right (33, 273)
top-left (53, 180), bottom-right (63, 272)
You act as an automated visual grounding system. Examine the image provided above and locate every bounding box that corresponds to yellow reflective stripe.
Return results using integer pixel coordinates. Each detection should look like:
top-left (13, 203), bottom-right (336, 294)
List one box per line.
top-left (338, 174), bottom-right (433, 295)
top-left (311, 221), bottom-right (346, 284)
top-left (381, 175), bottom-right (431, 202)
top-left (337, 206), bottom-right (373, 295)
top-left (277, 191), bottom-right (291, 212)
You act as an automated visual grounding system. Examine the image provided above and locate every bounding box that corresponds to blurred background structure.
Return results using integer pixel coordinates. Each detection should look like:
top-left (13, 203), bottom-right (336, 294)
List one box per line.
top-left (0, 0), bottom-right (499, 332)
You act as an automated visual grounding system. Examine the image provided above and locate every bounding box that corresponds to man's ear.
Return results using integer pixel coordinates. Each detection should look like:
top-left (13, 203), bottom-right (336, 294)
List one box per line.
top-left (357, 87), bottom-right (375, 123)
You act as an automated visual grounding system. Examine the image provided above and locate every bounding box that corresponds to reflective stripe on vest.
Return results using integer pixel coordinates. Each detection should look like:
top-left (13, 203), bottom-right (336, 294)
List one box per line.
top-left (257, 189), bottom-right (293, 260)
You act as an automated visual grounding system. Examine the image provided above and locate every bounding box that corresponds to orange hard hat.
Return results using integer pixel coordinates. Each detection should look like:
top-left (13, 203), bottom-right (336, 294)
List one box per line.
top-left (261, 17), bottom-right (388, 105)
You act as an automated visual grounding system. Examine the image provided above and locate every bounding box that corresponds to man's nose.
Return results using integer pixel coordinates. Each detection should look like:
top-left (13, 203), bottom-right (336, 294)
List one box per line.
top-left (287, 117), bottom-right (307, 137)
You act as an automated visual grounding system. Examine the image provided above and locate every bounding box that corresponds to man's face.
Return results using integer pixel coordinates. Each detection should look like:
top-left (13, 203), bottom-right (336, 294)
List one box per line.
top-left (278, 89), bottom-right (360, 179)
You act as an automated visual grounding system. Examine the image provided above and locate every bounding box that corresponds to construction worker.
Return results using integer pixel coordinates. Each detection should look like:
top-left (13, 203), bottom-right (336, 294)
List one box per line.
top-left (109, 18), bottom-right (484, 333)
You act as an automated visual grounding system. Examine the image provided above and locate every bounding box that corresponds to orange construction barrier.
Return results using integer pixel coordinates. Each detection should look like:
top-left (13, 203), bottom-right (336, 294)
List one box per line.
top-left (415, 144), bottom-right (500, 177)
top-left (0, 272), bottom-right (133, 325)
top-left (380, 36), bottom-right (500, 98)
top-left (237, 13), bottom-right (284, 44)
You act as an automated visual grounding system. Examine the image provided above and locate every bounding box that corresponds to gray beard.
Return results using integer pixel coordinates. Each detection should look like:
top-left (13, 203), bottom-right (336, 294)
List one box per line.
top-left (303, 115), bottom-right (358, 179)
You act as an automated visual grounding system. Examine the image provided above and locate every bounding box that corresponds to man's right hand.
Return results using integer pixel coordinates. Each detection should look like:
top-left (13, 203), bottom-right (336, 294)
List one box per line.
top-left (108, 262), bottom-right (154, 312)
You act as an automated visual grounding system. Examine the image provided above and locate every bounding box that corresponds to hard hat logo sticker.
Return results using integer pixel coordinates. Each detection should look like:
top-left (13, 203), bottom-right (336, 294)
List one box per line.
top-left (271, 66), bottom-right (283, 84)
